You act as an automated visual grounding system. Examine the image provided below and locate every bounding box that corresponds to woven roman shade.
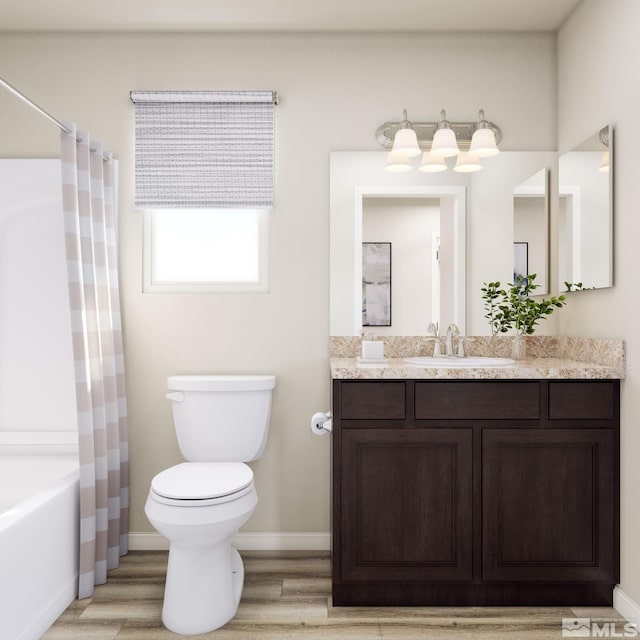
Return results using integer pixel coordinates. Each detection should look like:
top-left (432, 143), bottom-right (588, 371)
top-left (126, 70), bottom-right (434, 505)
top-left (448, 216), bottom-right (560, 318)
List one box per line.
top-left (131, 91), bottom-right (276, 209)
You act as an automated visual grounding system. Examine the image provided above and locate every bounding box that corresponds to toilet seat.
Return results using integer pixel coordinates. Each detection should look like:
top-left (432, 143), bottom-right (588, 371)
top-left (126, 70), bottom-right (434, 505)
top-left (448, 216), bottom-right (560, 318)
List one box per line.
top-left (150, 462), bottom-right (254, 507)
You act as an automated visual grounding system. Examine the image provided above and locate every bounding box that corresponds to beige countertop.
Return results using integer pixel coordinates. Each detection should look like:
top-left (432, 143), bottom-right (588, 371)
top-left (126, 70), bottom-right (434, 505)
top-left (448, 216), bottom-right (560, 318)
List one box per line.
top-left (330, 356), bottom-right (624, 380)
top-left (329, 336), bottom-right (626, 380)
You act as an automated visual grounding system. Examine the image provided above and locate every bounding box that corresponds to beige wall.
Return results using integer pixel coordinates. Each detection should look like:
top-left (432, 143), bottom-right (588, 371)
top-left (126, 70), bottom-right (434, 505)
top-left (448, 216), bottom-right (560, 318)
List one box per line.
top-left (0, 32), bottom-right (556, 536)
top-left (558, 0), bottom-right (640, 607)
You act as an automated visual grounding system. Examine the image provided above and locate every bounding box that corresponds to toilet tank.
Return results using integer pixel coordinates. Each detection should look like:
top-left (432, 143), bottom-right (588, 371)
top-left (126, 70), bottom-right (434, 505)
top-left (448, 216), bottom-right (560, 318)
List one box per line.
top-left (166, 375), bottom-right (276, 462)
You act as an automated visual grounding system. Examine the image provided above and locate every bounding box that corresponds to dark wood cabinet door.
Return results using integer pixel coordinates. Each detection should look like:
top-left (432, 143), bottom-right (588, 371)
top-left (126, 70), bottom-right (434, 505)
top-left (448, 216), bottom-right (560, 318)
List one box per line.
top-left (341, 428), bottom-right (473, 582)
top-left (482, 428), bottom-right (616, 582)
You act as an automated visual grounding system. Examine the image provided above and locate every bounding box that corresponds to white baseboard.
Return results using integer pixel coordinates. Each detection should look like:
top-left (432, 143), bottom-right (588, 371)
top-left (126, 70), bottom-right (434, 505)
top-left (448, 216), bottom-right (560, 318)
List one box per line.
top-left (233, 532), bottom-right (331, 551)
top-left (128, 531), bottom-right (331, 552)
top-left (129, 532), bottom-right (170, 551)
top-left (614, 587), bottom-right (640, 626)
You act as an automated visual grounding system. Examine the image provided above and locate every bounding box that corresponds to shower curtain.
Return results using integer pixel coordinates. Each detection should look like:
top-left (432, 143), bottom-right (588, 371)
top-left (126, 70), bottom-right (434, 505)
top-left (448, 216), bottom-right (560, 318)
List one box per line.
top-left (60, 123), bottom-right (129, 599)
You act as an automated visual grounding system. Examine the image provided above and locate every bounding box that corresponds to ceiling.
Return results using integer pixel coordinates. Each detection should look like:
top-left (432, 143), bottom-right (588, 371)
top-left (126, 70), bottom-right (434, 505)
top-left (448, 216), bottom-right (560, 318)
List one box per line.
top-left (0, 0), bottom-right (583, 33)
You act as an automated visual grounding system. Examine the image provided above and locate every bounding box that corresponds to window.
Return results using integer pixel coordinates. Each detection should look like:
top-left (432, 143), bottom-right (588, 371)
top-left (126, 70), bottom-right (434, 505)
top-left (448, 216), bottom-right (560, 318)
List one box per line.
top-left (144, 208), bottom-right (269, 292)
top-left (131, 90), bottom-right (276, 292)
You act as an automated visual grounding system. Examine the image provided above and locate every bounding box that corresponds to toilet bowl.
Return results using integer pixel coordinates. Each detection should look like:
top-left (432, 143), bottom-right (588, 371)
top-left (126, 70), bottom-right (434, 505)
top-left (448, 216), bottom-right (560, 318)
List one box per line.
top-left (145, 374), bottom-right (276, 635)
top-left (145, 462), bottom-right (258, 635)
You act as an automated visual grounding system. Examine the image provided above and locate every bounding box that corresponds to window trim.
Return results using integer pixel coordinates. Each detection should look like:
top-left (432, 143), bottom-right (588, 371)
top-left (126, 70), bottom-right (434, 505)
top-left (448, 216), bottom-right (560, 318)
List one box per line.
top-left (142, 208), bottom-right (270, 293)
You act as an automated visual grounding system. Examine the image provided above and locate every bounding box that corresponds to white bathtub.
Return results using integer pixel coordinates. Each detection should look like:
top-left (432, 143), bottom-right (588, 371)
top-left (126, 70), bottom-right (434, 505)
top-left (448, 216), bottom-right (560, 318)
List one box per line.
top-left (0, 161), bottom-right (81, 638)
top-left (0, 433), bottom-right (79, 640)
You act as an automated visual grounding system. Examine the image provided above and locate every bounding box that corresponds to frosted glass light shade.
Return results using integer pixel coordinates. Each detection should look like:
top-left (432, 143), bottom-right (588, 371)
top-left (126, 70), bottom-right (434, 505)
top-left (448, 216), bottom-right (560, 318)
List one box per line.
top-left (384, 152), bottom-right (411, 172)
top-left (598, 151), bottom-right (610, 173)
top-left (418, 152), bottom-right (447, 173)
top-left (469, 127), bottom-right (499, 158)
top-left (431, 127), bottom-right (459, 158)
top-left (453, 152), bottom-right (482, 173)
top-left (391, 128), bottom-right (421, 158)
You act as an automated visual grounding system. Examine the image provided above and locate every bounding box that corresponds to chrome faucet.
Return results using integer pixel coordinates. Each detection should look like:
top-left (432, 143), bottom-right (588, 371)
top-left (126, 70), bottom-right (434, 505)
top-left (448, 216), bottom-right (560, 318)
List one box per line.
top-left (428, 322), bottom-right (442, 357)
top-left (445, 323), bottom-right (460, 356)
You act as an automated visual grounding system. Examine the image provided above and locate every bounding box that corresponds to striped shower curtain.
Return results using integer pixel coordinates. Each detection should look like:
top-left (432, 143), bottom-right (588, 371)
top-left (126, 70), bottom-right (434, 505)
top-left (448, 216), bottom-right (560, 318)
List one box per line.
top-left (60, 123), bottom-right (129, 599)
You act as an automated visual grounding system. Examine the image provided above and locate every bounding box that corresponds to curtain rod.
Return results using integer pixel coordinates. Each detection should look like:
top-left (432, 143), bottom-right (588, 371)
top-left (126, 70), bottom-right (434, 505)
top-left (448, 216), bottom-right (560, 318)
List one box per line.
top-left (0, 77), bottom-right (109, 160)
top-left (1, 77), bottom-right (72, 134)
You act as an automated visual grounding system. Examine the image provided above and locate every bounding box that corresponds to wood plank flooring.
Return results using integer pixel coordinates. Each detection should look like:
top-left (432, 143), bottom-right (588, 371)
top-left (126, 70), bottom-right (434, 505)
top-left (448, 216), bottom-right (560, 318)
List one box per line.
top-left (42, 551), bottom-right (625, 639)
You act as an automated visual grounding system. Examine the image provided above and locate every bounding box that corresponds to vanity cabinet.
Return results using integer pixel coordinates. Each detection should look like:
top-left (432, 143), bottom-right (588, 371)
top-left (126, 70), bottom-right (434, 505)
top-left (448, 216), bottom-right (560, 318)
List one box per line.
top-left (331, 379), bottom-right (620, 606)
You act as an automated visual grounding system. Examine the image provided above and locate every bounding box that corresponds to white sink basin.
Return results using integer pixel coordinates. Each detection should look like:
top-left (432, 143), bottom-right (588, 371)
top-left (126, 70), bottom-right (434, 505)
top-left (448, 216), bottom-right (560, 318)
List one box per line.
top-left (403, 356), bottom-right (516, 368)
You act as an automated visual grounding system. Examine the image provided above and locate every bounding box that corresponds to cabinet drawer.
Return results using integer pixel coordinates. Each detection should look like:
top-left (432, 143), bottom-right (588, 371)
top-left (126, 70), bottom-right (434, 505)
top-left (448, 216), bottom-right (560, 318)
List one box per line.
top-left (415, 381), bottom-right (539, 420)
top-left (548, 381), bottom-right (616, 420)
top-left (339, 381), bottom-right (406, 420)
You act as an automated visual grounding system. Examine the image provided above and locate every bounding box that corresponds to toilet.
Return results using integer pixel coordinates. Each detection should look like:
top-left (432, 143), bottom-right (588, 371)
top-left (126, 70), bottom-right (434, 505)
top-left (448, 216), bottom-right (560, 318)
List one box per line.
top-left (145, 374), bottom-right (276, 635)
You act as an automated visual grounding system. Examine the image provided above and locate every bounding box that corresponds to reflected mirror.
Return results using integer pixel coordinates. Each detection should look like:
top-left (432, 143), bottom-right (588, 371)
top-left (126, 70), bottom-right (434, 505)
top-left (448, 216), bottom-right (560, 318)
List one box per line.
top-left (558, 125), bottom-right (613, 291)
top-left (513, 169), bottom-right (549, 294)
top-left (359, 191), bottom-right (464, 336)
top-left (330, 151), bottom-right (554, 337)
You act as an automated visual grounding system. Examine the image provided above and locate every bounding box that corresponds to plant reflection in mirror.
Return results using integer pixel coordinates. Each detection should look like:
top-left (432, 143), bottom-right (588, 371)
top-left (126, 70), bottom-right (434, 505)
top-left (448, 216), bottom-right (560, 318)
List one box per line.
top-left (481, 274), bottom-right (567, 336)
top-left (564, 281), bottom-right (595, 292)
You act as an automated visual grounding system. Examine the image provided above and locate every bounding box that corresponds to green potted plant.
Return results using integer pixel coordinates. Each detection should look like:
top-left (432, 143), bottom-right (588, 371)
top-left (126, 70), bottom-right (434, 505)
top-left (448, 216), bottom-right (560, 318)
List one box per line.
top-left (481, 274), bottom-right (567, 358)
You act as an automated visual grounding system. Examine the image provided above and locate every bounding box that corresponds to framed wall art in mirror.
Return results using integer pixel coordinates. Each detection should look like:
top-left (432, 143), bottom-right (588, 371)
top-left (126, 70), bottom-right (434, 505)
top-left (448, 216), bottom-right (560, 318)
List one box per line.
top-left (362, 242), bottom-right (392, 327)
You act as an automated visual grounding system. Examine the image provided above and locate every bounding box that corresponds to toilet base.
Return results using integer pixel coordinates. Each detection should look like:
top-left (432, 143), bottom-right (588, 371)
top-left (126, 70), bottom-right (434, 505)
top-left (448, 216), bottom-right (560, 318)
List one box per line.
top-left (162, 541), bottom-right (245, 635)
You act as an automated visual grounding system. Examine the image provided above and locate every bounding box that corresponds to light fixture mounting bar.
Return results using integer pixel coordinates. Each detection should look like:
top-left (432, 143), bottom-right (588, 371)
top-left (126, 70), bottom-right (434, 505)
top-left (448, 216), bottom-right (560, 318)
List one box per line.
top-left (599, 126), bottom-right (610, 147)
top-left (376, 119), bottom-right (502, 151)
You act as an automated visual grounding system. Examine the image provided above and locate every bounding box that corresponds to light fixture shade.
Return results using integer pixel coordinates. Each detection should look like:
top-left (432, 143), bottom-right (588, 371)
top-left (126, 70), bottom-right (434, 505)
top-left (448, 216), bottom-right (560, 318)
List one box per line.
top-left (418, 152), bottom-right (447, 173)
top-left (469, 127), bottom-right (499, 158)
top-left (598, 151), bottom-right (610, 173)
top-left (431, 127), bottom-right (459, 158)
top-left (391, 127), bottom-right (421, 158)
top-left (384, 151), bottom-right (412, 172)
top-left (453, 151), bottom-right (482, 173)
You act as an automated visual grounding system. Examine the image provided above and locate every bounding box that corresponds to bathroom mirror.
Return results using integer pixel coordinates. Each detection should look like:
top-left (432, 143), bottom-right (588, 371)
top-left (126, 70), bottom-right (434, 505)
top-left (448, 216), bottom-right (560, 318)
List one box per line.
top-left (513, 169), bottom-right (549, 294)
top-left (558, 125), bottom-right (613, 291)
top-left (330, 151), bottom-right (554, 337)
top-left (330, 152), bottom-right (466, 336)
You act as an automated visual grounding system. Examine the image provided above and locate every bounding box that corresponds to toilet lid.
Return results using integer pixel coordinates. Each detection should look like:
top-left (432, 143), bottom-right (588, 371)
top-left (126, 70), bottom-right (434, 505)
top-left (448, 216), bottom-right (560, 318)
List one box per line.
top-left (151, 462), bottom-right (253, 500)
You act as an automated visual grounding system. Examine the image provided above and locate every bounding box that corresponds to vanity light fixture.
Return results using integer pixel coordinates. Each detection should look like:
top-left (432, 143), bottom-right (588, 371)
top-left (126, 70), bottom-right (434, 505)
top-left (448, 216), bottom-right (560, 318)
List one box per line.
top-left (385, 151), bottom-right (412, 172)
top-left (430, 110), bottom-right (460, 157)
top-left (469, 109), bottom-right (500, 158)
top-left (418, 152), bottom-right (448, 173)
top-left (390, 110), bottom-right (421, 158)
top-left (377, 108), bottom-right (502, 173)
top-left (453, 151), bottom-right (483, 173)
top-left (598, 152), bottom-right (610, 173)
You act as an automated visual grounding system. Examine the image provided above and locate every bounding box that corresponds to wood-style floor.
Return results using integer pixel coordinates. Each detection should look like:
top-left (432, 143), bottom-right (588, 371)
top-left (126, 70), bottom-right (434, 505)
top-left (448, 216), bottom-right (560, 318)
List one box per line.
top-left (43, 551), bottom-right (624, 639)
